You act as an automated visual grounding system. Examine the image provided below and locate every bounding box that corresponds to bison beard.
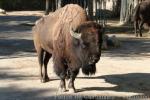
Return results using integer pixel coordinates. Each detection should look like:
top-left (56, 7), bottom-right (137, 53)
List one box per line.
top-left (82, 64), bottom-right (96, 75)
top-left (66, 64), bottom-right (96, 79)
top-left (65, 64), bottom-right (96, 79)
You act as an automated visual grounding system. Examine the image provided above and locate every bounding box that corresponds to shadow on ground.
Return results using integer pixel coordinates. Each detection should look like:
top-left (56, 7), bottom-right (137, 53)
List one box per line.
top-left (102, 37), bottom-right (150, 58)
top-left (0, 38), bottom-right (36, 59)
top-left (0, 15), bottom-right (39, 59)
top-left (106, 24), bottom-right (134, 34)
top-left (79, 73), bottom-right (150, 95)
top-left (0, 85), bottom-right (56, 100)
top-left (0, 15), bottom-right (40, 33)
top-left (0, 67), bottom-right (38, 81)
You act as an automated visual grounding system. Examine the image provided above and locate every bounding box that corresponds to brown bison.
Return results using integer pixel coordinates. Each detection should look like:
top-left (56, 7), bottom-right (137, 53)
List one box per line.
top-left (33, 4), bottom-right (103, 93)
top-left (133, 0), bottom-right (150, 37)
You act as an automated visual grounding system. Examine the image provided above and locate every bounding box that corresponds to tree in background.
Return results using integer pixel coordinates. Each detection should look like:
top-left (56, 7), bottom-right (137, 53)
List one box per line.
top-left (0, 0), bottom-right (45, 11)
top-left (120, 0), bottom-right (133, 24)
top-left (45, 0), bottom-right (49, 15)
top-left (112, 0), bottom-right (121, 17)
top-left (119, 0), bottom-right (145, 24)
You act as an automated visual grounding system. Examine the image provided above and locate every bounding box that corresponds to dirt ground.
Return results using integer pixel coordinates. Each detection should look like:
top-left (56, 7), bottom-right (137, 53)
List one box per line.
top-left (0, 11), bottom-right (150, 100)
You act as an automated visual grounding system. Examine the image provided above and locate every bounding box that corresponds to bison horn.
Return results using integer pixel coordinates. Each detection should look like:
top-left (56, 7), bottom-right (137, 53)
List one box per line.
top-left (70, 28), bottom-right (81, 39)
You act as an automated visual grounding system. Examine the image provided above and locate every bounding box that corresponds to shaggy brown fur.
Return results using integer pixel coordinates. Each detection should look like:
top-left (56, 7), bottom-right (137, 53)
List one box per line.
top-left (33, 4), bottom-right (103, 93)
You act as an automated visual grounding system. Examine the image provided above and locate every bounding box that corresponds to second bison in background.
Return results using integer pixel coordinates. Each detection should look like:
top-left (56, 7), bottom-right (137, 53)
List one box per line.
top-left (33, 4), bottom-right (103, 93)
top-left (133, 0), bottom-right (150, 37)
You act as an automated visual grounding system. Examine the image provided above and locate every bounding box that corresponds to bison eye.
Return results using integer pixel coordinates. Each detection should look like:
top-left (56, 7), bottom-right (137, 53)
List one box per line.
top-left (81, 42), bottom-right (89, 49)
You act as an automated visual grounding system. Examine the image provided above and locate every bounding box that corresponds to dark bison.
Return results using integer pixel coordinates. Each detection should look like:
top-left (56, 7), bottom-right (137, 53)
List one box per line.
top-left (133, 0), bottom-right (150, 37)
top-left (33, 4), bottom-right (103, 93)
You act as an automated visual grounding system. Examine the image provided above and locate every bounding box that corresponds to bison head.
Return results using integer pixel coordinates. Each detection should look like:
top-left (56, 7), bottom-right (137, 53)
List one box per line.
top-left (70, 21), bottom-right (103, 75)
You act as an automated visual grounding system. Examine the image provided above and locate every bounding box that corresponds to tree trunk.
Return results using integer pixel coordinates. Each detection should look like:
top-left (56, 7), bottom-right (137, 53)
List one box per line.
top-left (57, 0), bottom-right (62, 8)
top-left (134, 0), bottom-right (139, 8)
top-left (120, 0), bottom-right (127, 24)
top-left (112, 0), bottom-right (121, 17)
top-left (87, 0), bottom-right (93, 20)
top-left (120, 0), bottom-right (135, 24)
top-left (45, 0), bottom-right (49, 15)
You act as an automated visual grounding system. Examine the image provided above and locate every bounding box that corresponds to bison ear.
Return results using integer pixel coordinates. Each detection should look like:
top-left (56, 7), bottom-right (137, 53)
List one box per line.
top-left (81, 43), bottom-right (86, 49)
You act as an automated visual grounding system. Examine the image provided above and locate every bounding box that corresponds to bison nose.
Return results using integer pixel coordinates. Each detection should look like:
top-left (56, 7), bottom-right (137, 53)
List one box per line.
top-left (90, 54), bottom-right (100, 64)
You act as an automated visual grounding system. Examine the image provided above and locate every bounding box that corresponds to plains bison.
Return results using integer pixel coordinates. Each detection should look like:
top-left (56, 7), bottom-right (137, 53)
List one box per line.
top-left (133, 1), bottom-right (150, 37)
top-left (33, 4), bottom-right (103, 93)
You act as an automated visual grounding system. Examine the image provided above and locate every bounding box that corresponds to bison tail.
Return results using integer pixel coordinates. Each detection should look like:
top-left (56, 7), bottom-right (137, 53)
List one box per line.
top-left (82, 64), bottom-right (96, 76)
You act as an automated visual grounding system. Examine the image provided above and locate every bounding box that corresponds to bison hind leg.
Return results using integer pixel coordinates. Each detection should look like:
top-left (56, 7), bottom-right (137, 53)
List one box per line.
top-left (37, 48), bottom-right (44, 83)
top-left (37, 48), bottom-right (51, 83)
top-left (42, 51), bottom-right (52, 83)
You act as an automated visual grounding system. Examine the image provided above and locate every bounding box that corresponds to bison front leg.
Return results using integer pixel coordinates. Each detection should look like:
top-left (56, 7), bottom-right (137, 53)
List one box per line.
top-left (59, 75), bottom-right (67, 92)
top-left (68, 69), bottom-right (79, 93)
top-left (53, 58), bottom-right (67, 92)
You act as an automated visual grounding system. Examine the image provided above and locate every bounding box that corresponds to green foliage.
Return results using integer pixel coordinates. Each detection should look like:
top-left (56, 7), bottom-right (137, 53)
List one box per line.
top-left (0, 0), bottom-right (45, 10)
top-left (0, 0), bottom-right (3, 8)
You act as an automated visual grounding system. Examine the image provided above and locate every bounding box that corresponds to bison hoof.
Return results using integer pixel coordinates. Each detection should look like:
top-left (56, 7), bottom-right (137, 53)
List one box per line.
top-left (41, 77), bottom-right (50, 83)
top-left (68, 88), bottom-right (76, 93)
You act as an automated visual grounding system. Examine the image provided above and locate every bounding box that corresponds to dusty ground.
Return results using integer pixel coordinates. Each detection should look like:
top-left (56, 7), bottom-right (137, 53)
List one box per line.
top-left (0, 11), bottom-right (150, 100)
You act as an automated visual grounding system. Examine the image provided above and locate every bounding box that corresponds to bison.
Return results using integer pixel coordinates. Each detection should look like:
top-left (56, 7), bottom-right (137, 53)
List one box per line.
top-left (133, 0), bottom-right (150, 37)
top-left (33, 4), bottom-right (103, 93)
